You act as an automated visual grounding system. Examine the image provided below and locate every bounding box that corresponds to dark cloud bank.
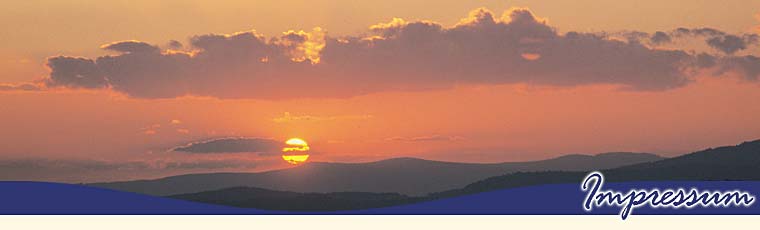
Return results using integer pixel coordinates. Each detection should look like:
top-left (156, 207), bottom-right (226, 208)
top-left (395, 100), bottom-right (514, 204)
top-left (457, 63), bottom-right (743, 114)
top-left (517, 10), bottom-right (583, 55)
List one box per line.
top-left (42, 8), bottom-right (760, 99)
top-left (173, 138), bottom-right (281, 154)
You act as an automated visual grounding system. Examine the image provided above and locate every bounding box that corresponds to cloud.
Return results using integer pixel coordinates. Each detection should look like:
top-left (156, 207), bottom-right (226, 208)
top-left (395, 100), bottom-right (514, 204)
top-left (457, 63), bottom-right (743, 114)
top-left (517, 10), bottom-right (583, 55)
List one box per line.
top-left (643, 27), bottom-right (760, 80)
top-left (386, 135), bottom-right (464, 142)
top-left (272, 112), bottom-right (374, 123)
top-left (668, 28), bottom-right (759, 54)
top-left (0, 83), bottom-right (41, 91)
top-left (649, 31), bottom-right (672, 45)
top-left (38, 8), bottom-right (760, 99)
top-left (140, 123), bottom-right (161, 135)
top-left (706, 35), bottom-right (755, 55)
top-left (101, 40), bottom-right (161, 54)
top-left (157, 159), bottom-right (258, 170)
top-left (172, 137), bottom-right (281, 154)
top-left (720, 55), bottom-right (760, 80)
top-left (621, 27), bottom-right (759, 55)
top-left (0, 159), bottom-right (151, 171)
top-left (45, 56), bottom-right (107, 88)
top-left (167, 40), bottom-right (184, 49)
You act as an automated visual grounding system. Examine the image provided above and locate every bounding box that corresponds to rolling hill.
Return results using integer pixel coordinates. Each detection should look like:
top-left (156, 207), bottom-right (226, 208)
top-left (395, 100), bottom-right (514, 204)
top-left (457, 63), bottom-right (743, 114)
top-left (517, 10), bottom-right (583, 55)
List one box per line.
top-left (168, 187), bottom-right (421, 211)
top-left (431, 139), bottom-right (760, 198)
top-left (164, 139), bottom-right (760, 211)
top-left (89, 152), bottom-right (662, 196)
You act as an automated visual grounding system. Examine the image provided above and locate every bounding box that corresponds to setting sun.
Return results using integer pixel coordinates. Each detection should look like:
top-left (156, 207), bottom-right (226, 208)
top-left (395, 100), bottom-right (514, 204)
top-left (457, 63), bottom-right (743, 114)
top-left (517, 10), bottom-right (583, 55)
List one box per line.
top-left (282, 138), bottom-right (310, 164)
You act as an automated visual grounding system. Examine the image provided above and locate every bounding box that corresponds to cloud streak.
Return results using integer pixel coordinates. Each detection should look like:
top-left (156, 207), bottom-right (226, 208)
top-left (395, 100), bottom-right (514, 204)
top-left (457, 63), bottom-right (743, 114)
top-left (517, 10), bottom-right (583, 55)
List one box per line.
top-left (0, 158), bottom-right (262, 182)
top-left (272, 112), bottom-right (374, 123)
top-left (37, 8), bottom-right (760, 98)
top-left (386, 135), bottom-right (464, 142)
top-left (172, 137), bottom-right (281, 154)
top-left (0, 83), bottom-right (42, 91)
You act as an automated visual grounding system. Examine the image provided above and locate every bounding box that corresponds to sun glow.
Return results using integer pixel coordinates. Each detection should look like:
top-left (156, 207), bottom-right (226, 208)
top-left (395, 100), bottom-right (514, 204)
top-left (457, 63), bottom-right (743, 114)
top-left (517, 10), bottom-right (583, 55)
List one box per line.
top-left (283, 138), bottom-right (310, 152)
top-left (282, 154), bottom-right (310, 165)
top-left (282, 138), bottom-right (310, 164)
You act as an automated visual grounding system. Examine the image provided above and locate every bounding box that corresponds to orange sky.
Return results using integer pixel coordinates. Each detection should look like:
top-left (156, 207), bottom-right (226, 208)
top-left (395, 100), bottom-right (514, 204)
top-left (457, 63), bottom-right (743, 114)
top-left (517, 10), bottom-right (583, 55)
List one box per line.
top-left (1, 1), bottom-right (760, 182)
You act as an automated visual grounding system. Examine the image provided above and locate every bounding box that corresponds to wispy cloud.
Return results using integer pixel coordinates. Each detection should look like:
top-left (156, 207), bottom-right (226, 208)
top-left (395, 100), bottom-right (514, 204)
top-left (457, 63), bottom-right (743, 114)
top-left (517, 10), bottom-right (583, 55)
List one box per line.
top-left (272, 112), bottom-right (373, 123)
top-left (0, 83), bottom-right (42, 91)
top-left (385, 135), bottom-right (464, 142)
top-left (0, 158), bottom-right (262, 182)
top-left (140, 124), bottom-right (161, 135)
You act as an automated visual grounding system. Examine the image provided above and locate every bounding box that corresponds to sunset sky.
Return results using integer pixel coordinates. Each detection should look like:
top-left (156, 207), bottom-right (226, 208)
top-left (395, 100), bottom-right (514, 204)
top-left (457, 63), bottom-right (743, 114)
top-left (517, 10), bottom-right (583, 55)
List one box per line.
top-left (2, 0), bottom-right (760, 182)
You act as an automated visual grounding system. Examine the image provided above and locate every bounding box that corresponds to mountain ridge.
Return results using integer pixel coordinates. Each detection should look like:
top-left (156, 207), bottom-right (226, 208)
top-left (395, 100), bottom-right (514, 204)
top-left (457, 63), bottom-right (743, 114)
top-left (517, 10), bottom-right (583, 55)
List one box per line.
top-left (159, 139), bottom-right (760, 211)
top-left (89, 152), bottom-right (662, 196)
top-left (430, 139), bottom-right (760, 198)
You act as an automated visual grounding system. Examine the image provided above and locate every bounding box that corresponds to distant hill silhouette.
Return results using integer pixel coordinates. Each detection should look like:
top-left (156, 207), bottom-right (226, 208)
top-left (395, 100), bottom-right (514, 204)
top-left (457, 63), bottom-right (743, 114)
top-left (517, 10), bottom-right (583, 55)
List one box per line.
top-left (169, 187), bottom-right (421, 211)
top-left (163, 140), bottom-right (760, 211)
top-left (89, 152), bottom-right (661, 196)
top-left (431, 139), bottom-right (760, 198)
